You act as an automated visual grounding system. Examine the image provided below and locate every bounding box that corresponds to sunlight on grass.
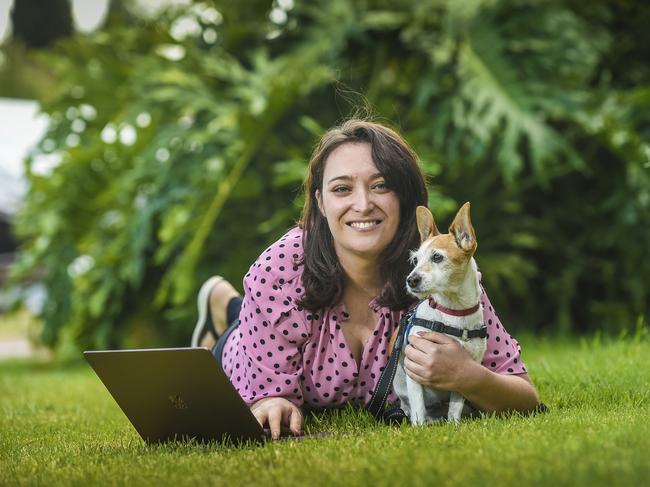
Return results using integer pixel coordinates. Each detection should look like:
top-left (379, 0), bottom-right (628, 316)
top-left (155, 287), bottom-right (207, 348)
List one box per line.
top-left (1, 334), bottom-right (648, 486)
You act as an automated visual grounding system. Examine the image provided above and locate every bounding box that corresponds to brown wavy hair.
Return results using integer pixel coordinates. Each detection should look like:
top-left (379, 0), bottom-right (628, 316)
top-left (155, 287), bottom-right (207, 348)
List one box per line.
top-left (297, 119), bottom-right (428, 311)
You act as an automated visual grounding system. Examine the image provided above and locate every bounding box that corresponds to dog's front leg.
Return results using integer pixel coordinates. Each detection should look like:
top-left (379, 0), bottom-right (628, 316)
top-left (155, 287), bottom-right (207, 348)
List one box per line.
top-left (392, 359), bottom-right (410, 417)
top-left (447, 391), bottom-right (465, 423)
top-left (406, 374), bottom-right (427, 425)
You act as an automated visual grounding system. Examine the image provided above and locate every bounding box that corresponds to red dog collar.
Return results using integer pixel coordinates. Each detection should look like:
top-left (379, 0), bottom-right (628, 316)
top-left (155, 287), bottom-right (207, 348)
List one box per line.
top-left (428, 298), bottom-right (480, 317)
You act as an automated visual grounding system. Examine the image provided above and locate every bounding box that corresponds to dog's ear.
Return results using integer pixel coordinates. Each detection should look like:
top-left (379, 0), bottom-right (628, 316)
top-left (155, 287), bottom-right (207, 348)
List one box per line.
top-left (449, 202), bottom-right (477, 253)
top-left (416, 206), bottom-right (440, 243)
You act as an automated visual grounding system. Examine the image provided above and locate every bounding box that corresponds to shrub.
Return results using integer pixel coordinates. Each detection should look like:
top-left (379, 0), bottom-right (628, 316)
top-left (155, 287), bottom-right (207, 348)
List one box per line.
top-left (8, 0), bottom-right (650, 352)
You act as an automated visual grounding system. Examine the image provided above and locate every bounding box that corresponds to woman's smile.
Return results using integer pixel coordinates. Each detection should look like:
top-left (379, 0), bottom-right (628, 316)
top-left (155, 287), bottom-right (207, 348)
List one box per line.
top-left (347, 219), bottom-right (382, 230)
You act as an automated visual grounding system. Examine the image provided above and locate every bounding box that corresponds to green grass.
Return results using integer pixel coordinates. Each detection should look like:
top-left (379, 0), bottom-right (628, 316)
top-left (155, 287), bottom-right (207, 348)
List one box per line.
top-left (1, 333), bottom-right (649, 487)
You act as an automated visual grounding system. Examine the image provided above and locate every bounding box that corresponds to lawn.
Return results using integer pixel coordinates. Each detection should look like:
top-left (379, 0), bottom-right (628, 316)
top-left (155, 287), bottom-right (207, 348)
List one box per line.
top-left (1, 332), bottom-right (648, 487)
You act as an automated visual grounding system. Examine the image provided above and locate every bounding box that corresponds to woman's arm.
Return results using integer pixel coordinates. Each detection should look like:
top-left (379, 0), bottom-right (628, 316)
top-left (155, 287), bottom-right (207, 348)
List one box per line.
top-left (459, 367), bottom-right (539, 413)
top-left (226, 228), bottom-right (310, 437)
top-left (404, 331), bottom-right (540, 414)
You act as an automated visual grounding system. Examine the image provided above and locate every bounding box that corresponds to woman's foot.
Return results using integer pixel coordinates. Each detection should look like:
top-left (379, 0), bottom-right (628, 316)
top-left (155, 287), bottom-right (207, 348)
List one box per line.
top-left (191, 276), bottom-right (241, 348)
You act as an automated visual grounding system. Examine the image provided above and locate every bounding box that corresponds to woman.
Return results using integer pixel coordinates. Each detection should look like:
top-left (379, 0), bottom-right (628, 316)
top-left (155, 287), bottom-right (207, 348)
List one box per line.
top-left (192, 119), bottom-right (540, 440)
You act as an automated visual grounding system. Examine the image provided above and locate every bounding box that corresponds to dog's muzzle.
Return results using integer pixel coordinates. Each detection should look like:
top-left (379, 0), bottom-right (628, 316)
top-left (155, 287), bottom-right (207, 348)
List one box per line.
top-left (407, 274), bottom-right (421, 290)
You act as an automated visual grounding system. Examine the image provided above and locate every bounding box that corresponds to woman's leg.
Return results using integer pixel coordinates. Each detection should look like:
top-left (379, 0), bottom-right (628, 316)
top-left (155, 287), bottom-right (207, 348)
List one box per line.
top-left (191, 277), bottom-right (241, 348)
top-left (212, 296), bottom-right (242, 367)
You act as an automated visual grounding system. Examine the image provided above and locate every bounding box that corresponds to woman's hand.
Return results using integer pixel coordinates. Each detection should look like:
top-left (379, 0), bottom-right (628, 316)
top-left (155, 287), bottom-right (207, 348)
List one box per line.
top-left (250, 397), bottom-right (304, 440)
top-left (403, 331), bottom-right (477, 392)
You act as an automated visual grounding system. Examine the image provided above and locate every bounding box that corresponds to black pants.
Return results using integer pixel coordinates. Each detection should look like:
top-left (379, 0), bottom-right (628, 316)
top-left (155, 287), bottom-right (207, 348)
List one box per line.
top-left (211, 296), bottom-right (243, 367)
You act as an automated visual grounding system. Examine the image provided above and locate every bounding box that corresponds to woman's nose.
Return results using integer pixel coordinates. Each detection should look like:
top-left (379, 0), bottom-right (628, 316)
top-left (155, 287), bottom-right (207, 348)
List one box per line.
top-left (351, 188), bottom-right (374, 212)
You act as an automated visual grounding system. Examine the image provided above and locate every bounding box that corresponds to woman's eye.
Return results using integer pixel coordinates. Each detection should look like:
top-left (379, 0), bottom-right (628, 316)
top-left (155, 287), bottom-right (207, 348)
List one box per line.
top-left (332, 186), bottom-right (350, 193)
top-left (373, 181), bottom-right (389, 191)
top-left (432, 253), bottom-right (443, 264)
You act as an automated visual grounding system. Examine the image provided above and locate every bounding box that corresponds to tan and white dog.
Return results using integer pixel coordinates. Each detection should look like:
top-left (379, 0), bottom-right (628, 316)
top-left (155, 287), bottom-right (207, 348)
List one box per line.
top-left (392, 203), bottom-right (486, 424)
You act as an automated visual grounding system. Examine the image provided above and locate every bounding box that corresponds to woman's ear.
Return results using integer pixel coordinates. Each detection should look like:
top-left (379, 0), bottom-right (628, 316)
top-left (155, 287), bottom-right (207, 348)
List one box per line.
top-left (315, 190), bottom-right (325, 215)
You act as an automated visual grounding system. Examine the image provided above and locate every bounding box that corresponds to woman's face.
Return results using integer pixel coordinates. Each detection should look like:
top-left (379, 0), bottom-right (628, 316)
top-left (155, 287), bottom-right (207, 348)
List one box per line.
top-left (316, 142), bottom-right (401, 262)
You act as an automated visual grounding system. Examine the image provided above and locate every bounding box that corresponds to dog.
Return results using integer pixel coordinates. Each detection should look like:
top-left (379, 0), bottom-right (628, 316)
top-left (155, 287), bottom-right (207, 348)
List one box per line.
top-left (392, 203), bottom-right (486, 424)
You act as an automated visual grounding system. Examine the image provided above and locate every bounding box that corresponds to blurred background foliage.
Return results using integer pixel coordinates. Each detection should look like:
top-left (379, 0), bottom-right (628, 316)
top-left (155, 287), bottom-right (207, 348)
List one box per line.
top-left (2, 0), bottom-right (649, 354)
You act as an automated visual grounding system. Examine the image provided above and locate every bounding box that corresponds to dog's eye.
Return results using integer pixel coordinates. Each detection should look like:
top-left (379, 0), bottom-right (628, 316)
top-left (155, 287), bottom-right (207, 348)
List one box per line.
top-left (432, 253), bottom-right (443, 263)
top-left (411, 256), bottom-right (418, 265)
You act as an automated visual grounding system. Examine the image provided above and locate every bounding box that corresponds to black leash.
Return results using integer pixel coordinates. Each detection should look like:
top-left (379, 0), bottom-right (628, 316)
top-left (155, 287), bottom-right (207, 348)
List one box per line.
top-left (366, 309), bottom-right (413, 422)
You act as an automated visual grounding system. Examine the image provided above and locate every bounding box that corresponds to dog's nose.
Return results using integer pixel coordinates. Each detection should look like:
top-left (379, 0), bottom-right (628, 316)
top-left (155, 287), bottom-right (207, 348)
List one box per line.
top-left (407, 275), bottom-right (421, 289)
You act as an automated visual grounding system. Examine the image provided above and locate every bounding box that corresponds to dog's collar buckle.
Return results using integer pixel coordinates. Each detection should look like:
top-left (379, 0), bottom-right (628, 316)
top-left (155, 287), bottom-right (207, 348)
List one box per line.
top-left (461, 329), bottom-right (469, 341)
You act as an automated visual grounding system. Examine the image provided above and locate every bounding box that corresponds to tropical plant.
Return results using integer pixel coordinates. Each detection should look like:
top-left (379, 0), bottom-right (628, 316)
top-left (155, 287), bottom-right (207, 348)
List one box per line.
top-left (7, 0), bottom-right (649, 354)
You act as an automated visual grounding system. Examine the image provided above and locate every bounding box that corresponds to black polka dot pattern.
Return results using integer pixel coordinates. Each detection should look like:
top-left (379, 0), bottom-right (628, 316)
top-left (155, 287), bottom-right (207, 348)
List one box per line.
top-left (478, 278), bottom-right (527, 375)
top-left (221, 229), bottom-right (528, 410)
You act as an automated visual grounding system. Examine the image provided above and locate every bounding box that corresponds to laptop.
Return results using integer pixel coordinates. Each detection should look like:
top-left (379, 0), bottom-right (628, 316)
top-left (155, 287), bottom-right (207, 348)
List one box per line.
top-left (84, 347), bottom-right (267, 444)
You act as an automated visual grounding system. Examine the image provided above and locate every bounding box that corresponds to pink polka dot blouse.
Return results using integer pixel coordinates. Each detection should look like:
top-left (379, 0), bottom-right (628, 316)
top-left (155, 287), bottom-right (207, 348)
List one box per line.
top-left (221, 227), bottom-right (527, 410)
